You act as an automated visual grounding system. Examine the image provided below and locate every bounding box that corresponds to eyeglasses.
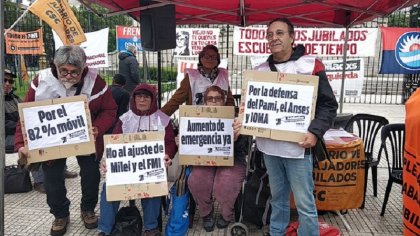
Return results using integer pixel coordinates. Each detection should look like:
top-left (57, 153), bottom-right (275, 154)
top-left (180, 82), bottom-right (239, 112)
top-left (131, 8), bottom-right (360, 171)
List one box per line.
top-left (202, 54), bottom-right (218, 61)
top-left (135, 94), bottom-right (152, 100)
top-left (4, 78), bottom-right (15, 84)
top-left (266, 30), bottom-right (288, 41)
top-left (59, 70), bottom-right (80, 78)
top-left (206, 96), bottom-right (223, 102)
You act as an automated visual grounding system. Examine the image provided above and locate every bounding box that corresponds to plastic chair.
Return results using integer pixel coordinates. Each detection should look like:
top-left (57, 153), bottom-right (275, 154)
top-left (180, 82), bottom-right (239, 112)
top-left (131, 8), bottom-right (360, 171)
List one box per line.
top-left (379, 123), bottom-right (404, 216)
top-left (344, 113), bottom-right (389, 208)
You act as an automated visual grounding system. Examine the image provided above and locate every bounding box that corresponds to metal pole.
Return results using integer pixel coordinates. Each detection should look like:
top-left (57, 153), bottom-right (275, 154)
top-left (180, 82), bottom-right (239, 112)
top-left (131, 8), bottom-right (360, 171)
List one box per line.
top-left (157, 50), bottom-right (162, 108)
top-left (338, 27), bottom-right (349, 114)
top-left (0, 0), bottom-right (6, 234)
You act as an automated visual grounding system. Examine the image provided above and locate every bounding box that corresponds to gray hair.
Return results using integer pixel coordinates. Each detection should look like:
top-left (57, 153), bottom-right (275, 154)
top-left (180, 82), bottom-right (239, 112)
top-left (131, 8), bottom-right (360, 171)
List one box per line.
top-left (127, 44), bottom-right (137, 53)
top-left (53, 46), bottom-right (87, 70)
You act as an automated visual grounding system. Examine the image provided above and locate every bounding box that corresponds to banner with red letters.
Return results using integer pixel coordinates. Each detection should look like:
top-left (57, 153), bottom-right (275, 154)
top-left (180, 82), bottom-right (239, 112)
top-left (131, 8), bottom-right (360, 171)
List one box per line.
top-left (233, 26), bottom-right (378, 57)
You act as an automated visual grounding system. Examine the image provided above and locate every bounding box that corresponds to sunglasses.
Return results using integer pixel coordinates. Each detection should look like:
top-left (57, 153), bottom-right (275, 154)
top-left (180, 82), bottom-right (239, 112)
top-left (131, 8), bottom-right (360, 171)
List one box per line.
top-left (4, 78), bottom-right (15, 84)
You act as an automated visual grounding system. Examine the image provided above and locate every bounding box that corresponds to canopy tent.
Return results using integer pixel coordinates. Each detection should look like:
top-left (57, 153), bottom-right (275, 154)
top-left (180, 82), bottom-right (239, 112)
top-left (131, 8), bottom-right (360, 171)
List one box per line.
top-left (79, 0), bottom-right (417, 27)
top-left (0, 1), bottom-right (418, 233)
top-left (79, 0), bottom-right (418, 112)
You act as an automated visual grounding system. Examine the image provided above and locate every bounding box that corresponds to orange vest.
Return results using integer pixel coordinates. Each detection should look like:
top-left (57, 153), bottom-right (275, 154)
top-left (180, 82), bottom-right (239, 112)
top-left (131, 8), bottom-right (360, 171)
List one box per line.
top-left (404, 89), bottom-right (420, 235)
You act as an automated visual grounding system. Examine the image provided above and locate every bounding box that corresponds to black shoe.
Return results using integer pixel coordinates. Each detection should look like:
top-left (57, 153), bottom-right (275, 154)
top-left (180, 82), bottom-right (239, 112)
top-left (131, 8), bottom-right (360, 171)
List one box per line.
top-left (216, 214), bottom-right (229, 229)
top-left (64, 170), bottom-right (78, 179)
top-left (202, 211), bottom-right (215, 232)
top-left (33, 182), bottom-right (46, 194)
top-left (97, 232), bottom-right (109, 236)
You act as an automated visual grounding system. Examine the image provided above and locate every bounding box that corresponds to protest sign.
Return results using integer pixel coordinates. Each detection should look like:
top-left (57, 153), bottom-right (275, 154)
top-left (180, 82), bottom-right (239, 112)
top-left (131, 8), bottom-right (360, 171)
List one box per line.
top-left (309, 133), bottom-right (365, 210)
top-left (179, 105), bottom-right (235, 166)
top-left (173, 28), bottom-right (220, 57)
top-left (18, 95), bottom-right (94, 164)
top-left (324, 58), bottom-right (365, 97)
top-left (233, 26), bottom-right (378, 57)
top-left (238, 71), bottom-right (318, 142)
top-left (290, 132), bottom-right (365, 210)
top-left (116, 25), bottom-right (142, 51)
top-left (53, 28), bottom-right (109, 68)
top-left (104, 132), bottom-right (168, 201)
top-left (5, 29), bottom-right (45, 55)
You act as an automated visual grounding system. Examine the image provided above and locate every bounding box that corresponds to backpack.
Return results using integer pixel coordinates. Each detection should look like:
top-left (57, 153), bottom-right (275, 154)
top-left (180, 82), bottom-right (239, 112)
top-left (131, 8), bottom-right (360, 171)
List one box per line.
top-left (111, 200), bottom-right (143, 236)
top-left (236, 147), bottom-right (271, 228)
top-left (286, 221), bottom-right (341, 236)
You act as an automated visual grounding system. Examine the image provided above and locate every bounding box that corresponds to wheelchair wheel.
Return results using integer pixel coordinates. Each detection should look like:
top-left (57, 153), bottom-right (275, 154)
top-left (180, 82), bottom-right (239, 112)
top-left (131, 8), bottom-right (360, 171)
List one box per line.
top-left (229, 222), bottom-right (248, 236)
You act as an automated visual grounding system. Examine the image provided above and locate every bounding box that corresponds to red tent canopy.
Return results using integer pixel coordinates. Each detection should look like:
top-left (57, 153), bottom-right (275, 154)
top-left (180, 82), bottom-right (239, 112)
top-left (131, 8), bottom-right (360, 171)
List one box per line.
top-left (79, 0), bottom-right (417, 27)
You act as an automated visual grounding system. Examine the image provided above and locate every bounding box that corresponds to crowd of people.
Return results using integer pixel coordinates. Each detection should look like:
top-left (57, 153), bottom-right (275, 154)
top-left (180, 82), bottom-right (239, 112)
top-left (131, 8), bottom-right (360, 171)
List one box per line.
top-left (5, 17), bottom-right (338, 236)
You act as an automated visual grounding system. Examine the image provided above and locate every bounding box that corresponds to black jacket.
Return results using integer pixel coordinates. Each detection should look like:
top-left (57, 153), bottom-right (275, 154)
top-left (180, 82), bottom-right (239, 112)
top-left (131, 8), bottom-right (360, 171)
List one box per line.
top-left (5, 91), bottom-right (21, 153)
top-left (118, 51), bottom-right (141, 93)
top-left (107, 84), bottom-right (130, 134)
top-left (268, 45), bottom-right (338, 161)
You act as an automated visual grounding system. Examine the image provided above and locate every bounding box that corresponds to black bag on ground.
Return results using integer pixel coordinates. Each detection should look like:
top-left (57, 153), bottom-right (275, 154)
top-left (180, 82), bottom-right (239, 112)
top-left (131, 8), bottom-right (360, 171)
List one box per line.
top-left (236, 148), bottom-right (271, 228)
top-left (111, 200), bottom-right (143, 236)
top-left (4, 165), bottom-right (32, 194)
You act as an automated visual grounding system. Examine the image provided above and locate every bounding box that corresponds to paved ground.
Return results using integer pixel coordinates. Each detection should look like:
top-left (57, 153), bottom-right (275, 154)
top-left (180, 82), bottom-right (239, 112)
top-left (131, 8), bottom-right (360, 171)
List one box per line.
top-left (4, 103), bottom-right (406, 236)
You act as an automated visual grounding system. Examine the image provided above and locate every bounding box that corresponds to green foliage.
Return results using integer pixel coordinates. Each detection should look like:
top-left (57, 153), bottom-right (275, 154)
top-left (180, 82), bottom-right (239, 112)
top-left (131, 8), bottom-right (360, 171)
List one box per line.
top-left (387, 12), bottom-right (410, 27)
top-left (140, 67), bottom-right (177, 83)
top-left (72, 5), bottom-right (133, 52)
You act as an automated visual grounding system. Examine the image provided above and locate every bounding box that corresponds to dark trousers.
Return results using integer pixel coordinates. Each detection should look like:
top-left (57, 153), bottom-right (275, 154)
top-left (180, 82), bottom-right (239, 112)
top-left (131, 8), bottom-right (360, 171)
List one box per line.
top-left (42, 154), bottom-right (100, 218)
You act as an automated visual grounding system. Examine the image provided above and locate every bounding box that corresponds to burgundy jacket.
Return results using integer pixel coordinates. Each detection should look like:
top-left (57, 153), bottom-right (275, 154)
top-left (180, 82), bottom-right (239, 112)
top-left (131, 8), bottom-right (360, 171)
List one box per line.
top-left (15, 67), bottom-right (117, 159)
top-left (113, 83), bottom-right (177, 159)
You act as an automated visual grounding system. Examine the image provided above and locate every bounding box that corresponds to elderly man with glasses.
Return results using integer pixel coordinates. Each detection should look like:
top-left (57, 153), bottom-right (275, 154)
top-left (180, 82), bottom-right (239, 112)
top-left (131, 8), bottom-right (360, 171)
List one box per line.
top-left (15, 46), bottom-right (117, 236)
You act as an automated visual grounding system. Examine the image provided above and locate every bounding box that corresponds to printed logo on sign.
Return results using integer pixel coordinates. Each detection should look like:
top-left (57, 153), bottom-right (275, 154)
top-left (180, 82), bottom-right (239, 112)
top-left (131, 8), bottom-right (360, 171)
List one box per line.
top-left (215, 147), bottom-right (231, 155)
top-left (395, 32), bottom-right (420, 71)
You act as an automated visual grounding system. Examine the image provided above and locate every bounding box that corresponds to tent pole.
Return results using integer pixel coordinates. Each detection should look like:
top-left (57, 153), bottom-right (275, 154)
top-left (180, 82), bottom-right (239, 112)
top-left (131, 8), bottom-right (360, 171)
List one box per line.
top-left (0, 0), bottom-right (5, 234)
top-left (338, 26), bottom-right (349, 114)
top-left (157, 50), bottom-right (162, 108)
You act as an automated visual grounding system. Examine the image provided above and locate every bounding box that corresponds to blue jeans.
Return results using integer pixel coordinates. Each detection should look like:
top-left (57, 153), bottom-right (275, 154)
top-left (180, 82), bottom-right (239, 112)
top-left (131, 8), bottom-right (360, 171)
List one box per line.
top-left (98, 182), bottom-right (162, 234)
top-left (263, 154), bottom-right (319, 236)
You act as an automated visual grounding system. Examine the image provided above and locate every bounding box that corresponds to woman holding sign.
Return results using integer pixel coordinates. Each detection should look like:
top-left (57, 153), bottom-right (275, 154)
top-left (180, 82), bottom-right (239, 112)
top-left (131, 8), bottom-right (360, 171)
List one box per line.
top-left (187, 85), bottom-right (249, 232)
top-left (161, 44), bottom-right (235, 115)
top-left (98, 83), bottom-right (177, 236)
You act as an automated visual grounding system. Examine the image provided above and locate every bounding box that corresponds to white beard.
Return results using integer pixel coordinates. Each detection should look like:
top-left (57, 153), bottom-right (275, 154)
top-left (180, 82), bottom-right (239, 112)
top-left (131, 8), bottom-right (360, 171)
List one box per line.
top-left (62, 81), bottom-right (75, 89)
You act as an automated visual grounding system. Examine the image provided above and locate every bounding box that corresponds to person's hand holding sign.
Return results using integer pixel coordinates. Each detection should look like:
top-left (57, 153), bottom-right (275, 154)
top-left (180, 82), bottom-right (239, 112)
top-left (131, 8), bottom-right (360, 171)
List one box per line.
top-left (299, 132), bottom-right (318, 148)
top-left (100, 158), bottom-right (107, 174)
top-left (233, 118), bottom-right (242, 142)
top-left (17, 146), bottom-right (29, 166)
top-left (164, 154), bottom-right (172, 168)
top-left (92, 126), bottom-right (98, 141)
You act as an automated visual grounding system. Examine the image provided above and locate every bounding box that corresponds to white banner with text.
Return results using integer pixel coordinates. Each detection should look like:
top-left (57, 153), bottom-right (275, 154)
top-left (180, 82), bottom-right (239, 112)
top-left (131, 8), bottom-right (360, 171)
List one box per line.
top-left (325, 58), bottom-right (365, 97)
top-left (233, 26), bottom-right (378, 57)
top-left (174, 28), bottom-right (220, 57)
top-left (53, 28), bottom-right (109, 68)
